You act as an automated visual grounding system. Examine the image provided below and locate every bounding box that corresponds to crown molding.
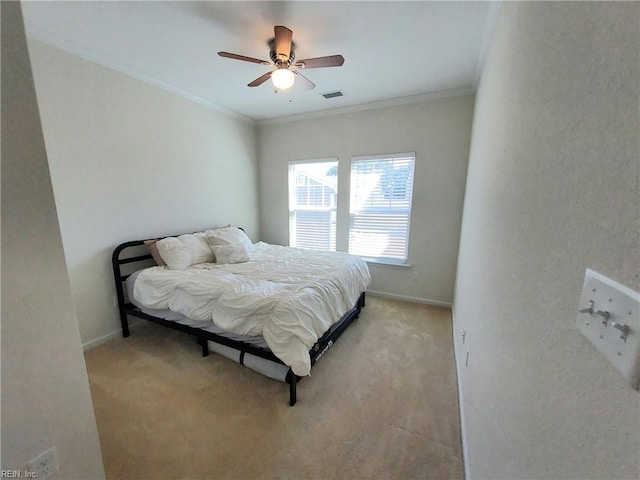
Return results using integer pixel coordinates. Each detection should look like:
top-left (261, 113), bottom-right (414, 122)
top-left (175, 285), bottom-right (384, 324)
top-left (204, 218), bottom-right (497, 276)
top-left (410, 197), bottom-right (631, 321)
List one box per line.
top-left (257, 87), bottom-right (476, 126)
top-left (24, 23), bottom-right (255, 124)
top-left (24, 20), bottom-right (486, 127)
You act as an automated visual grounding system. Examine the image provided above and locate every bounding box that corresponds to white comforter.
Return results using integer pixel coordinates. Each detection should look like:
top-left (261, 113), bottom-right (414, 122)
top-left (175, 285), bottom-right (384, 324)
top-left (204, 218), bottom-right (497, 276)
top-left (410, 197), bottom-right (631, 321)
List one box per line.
top-left (133, 242), bottom-right (371, 376)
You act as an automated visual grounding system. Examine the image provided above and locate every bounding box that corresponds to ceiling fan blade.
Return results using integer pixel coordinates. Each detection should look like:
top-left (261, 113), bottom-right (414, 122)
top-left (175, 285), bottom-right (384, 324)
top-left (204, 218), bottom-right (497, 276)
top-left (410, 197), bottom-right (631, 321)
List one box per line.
top-left (294, 71), bottom-right (315, 91)
top-left (248, 72), bottom-right (273, 87)
top-left (274, 25), bottom-right (293, 59)
top-left (295, 55), bottom-right (344, 69)
top-left (218, 51), bottom-right (270, 65)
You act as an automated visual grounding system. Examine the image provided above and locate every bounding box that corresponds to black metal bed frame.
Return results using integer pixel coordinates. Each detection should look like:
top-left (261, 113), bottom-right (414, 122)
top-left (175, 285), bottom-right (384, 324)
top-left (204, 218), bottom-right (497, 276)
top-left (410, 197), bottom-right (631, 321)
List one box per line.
top-left (112, 239), bottom-right (365, 406)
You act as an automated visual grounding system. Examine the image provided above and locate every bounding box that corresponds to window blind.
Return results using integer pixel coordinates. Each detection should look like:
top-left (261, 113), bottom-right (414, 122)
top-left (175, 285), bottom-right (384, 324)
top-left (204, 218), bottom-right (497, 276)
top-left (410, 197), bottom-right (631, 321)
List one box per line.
top-left (288, 160), bottom-right (338, 251)
top-left (349, 153), bottom-right (415, 263)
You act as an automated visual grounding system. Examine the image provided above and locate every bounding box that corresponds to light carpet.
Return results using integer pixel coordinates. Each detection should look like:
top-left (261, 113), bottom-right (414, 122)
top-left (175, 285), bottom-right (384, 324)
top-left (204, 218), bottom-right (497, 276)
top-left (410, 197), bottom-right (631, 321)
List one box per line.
top-left (84, 295), bottom-right (463, 479)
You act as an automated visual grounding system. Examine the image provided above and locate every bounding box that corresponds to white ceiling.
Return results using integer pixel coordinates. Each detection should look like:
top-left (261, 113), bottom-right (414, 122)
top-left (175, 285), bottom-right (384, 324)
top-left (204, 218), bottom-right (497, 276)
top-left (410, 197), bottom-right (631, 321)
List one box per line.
top-left (22, 1), bottom-right (498, 122)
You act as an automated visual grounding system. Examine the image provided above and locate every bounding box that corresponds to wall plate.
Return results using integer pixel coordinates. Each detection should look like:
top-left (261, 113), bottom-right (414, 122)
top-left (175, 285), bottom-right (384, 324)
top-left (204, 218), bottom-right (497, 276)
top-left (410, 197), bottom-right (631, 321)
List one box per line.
top-left (576, 269), bottom-right (640, 390)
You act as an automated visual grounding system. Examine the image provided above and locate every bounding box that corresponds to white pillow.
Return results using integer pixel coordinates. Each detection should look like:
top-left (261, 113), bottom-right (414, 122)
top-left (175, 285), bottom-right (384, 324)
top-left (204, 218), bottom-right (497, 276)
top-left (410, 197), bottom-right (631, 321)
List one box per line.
top-left (211, 243), bottom-right (251, 265)
top-left (156, 237), bottom-right (190, 270)
top-left (204, 226), bottom-right (254, 252)
top-left (156, 233), bottom-right (214, 270)
top-left (179, 232), bottom-right (214, 264)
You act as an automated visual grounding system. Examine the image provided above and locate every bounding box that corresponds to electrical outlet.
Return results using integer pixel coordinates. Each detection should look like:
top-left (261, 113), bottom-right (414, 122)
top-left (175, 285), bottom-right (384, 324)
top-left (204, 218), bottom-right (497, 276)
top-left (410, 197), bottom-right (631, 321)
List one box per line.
top-left (28, 446), bottom-right (59, 479)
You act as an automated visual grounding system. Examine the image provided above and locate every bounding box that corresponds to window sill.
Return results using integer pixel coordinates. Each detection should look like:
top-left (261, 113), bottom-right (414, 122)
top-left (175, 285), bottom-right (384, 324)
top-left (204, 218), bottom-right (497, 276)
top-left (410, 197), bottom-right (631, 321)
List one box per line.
top-left (364, 259), bottom-right (412, 268)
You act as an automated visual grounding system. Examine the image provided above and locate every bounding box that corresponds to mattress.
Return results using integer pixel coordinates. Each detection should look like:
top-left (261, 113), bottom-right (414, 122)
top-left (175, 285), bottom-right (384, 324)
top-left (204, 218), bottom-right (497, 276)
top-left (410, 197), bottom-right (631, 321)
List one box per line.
top-left (127, 270), bottom-right (270, 348)
top-left (131, 242), bottom-right (371, 376)
top-left (127, 270), bottom-right (290, 381)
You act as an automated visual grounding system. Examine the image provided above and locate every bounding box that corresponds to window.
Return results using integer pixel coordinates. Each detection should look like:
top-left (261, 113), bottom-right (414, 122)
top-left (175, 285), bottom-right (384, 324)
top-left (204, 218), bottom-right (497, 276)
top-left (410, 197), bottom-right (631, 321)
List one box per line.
top-left (288, 159), bottom-right (338, 251)
top-left (349, 153), bottom-right (415, 264)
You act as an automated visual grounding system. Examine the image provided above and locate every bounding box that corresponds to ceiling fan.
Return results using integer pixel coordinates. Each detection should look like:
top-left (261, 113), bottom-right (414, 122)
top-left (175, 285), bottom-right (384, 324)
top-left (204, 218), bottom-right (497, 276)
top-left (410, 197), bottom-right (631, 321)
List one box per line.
top-left (218, 25), bottom-right (344, 91)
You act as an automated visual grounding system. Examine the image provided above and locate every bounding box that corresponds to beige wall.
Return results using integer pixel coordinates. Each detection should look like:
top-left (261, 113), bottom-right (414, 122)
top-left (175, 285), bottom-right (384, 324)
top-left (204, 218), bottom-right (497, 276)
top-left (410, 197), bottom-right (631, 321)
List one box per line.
top-left (454, 2), bottom-right (639, 478)
top-left (1, 2), bottom-right (105, 477)
top-left (27, 39), bottom-right (260, 347)
top-left (258, 95), bottom-right (474, 304)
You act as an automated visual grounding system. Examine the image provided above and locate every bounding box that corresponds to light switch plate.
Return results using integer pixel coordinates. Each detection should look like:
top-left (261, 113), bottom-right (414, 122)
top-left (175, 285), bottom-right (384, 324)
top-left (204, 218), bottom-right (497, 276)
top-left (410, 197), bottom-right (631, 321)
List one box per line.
top-left (576, 269), bottom-right (640, 390)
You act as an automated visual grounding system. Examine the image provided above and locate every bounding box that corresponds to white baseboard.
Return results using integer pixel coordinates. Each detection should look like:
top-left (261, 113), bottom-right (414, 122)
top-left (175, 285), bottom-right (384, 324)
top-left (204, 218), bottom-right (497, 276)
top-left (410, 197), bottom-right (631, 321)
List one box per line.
top-left (366, 290), bottom-right (452, 308)
top-left (450, 304), bottom-right (470, 479)
top-left (82, 318), bottom-right (144, 351)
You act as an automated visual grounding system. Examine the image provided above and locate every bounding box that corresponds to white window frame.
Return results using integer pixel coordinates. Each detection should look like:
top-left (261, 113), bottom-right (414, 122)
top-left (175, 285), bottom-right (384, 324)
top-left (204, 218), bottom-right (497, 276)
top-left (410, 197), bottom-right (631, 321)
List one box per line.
top-left (348, 152), bottom-right (416, 265)
top-left (288, 158), bottom-right (338, 251)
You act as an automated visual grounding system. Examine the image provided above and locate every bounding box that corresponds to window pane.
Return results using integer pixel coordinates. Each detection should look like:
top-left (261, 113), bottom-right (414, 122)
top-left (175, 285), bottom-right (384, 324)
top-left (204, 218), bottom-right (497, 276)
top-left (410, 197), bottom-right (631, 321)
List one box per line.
top-left (288, 160), bottom-right (338, 251)
top-left (349, 154), bottom-right (415, 263)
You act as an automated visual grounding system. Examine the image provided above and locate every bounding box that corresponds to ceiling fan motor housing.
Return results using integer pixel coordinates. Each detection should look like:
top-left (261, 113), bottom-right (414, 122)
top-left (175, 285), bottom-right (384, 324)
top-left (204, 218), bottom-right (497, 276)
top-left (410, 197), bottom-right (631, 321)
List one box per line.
top-left (268, 38), bottom-right (295, 66)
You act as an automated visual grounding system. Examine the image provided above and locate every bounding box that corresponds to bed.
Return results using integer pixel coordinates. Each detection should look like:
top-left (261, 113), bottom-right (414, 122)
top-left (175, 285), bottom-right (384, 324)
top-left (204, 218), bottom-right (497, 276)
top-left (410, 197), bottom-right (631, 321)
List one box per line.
top-left (112, 226), bottom-right (371, 405)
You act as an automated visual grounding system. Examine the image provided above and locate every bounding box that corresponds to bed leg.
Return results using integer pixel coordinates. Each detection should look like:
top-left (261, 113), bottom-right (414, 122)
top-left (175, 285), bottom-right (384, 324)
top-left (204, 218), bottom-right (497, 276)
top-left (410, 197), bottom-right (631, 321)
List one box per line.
top-left (119, 309), bottom-right (130, 338)
top-left (288, 369), bottom-right (297, 406)
top-left (361, 291), bottom-right (366, 308)
top-left (199, 338), bottom-right (209, 357)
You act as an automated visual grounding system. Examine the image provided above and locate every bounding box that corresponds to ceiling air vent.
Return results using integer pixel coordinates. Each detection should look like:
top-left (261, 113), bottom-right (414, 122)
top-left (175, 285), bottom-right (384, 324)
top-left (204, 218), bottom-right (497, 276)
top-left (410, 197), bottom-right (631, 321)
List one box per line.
top-left (322, 90), bottom-right (344, 99)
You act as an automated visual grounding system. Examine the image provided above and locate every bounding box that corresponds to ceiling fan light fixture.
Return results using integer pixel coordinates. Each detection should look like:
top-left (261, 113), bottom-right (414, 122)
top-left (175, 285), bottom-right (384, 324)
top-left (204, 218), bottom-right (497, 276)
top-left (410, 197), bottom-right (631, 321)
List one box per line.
top-left (271, 68), bottom-right (295, 90)
top-left (218, 25), bottom-right (344, 92)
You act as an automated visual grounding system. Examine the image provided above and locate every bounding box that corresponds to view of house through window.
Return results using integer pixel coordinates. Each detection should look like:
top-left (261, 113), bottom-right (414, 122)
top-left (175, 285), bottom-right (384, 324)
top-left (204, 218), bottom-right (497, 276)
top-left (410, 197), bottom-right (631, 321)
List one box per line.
top-left (349, 153), bottom-right (416, 264)
top-left (288, 159), bottom-right (338, 251)
top-left (288, 154), bottom-right (415, 262)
